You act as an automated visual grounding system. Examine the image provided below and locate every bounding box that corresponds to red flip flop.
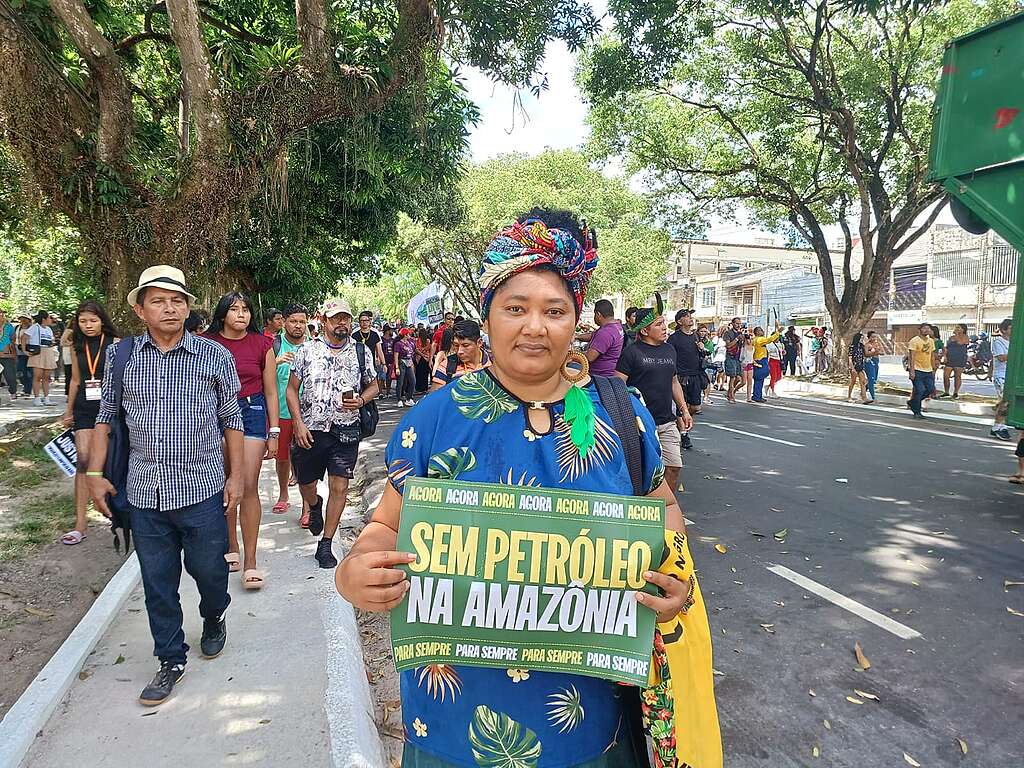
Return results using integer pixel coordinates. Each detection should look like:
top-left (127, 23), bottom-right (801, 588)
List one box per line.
top-left (272, 501), bottom-right (289, 514)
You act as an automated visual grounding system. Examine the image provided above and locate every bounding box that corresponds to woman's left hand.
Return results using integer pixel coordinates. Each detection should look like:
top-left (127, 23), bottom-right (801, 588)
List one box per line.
top-left (636, 569), bottom-right (693, 623)
top-left (265, 435), bottom-right (278, 459)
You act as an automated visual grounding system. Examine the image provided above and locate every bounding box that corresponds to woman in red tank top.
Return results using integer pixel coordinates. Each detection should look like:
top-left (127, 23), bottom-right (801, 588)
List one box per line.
top-left (205, 292), bottom-right (279, 589)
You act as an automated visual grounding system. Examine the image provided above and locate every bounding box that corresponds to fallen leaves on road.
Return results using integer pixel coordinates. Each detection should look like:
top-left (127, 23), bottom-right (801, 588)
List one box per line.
top-left (822, 719), bottom-right (831, 730)
top-left (854, 689), bottom-right (879, 701)
top-left (955, 738), bottom-right (968, 755)
top-left (23, 606), bottom-right (54, 618)
top-left (1007, 606), bottom-right (1024, 617)
top-left (1005, 580), bottom-right (1024, 590)
top-left (704, 474), bottom-right (727, 480)
top-left (78, 670), bottom-right (91, 681)
top-left (774, 528), bottom-right (788, 541)
top-left (903, 752), bottom-right (921, 767)
top-left (748, 530), bottom-right (766, 538)
top-left (114, 654), bottom-right (125, 665)
top-left (774, 600), bottom-right (785, 607)
top-left (712, 668), bottom-right (724, 676)
top-left (835, 478), bottom-right (848, 484)
top-left (759, 623), bottom-right (775, 634)
top-left (846, 696), bottom-right (864, 705)
top-left (812, 746), bottom-right (820, 758)
top-left (854, 642), bottom-right (871, 670)
top-left (808, 688), bottom-right (816, 697)
top-left (259, 718), bottom-right (272, 725)
top-left (714, 544), bottom-right (728, 553)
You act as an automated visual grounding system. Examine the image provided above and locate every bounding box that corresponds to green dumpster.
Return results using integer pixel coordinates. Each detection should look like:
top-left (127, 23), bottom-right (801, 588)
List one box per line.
top-left (928, 11), bottom-right (1024, 428)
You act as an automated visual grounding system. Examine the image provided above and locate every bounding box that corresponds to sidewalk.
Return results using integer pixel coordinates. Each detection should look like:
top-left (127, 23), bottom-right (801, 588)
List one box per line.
top-left (15, 404), bottom-right (404, 768)
top-left (0, 394), bottom-right (66, 436)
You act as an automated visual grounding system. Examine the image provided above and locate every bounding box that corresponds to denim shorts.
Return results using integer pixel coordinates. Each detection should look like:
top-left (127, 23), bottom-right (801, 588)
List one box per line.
top-left (239, 392), bottom-right (268, 440)
top-left (725, 357), bottom-right (742, 377)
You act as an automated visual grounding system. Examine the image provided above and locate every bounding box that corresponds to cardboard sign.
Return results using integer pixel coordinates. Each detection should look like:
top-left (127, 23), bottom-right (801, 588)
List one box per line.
top-left (391, 477), bottom-right (666, 686)
top-left (43, 429), bottom-right (77, 477)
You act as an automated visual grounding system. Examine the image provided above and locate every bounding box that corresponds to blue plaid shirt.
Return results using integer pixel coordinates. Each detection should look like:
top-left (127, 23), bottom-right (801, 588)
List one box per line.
top-left (96, 331), bottom-right (244, 511)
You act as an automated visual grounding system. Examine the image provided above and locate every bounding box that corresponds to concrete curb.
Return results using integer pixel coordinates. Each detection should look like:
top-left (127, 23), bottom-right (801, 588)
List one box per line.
top-left (0, 553), bottom-right (141, 768)
top-left (777, 378), bottom-right (996, 416)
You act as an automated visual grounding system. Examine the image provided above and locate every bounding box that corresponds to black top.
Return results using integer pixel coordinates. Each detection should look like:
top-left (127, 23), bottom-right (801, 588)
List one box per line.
top-left (615, 340), bottom-right (678, 425)
top-left (667, 329), bottom-right (704, 376)
top-left (73, 335), bottom-right (112, 410)
top-left (353, 329), bottom-right (381, 357)
top-left (945, 338), bottom-right (968, 367)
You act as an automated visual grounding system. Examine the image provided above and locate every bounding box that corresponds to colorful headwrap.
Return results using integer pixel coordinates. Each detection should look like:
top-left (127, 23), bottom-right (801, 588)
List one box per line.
top-left (631, 292), bottom-right (665, 332)
top-left (479, 218), bottom-right (598, 320)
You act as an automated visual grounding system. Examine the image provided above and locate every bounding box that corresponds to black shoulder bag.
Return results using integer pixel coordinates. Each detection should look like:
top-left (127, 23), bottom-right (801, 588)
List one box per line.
top-left (104, 336), bottom-right (137, 553)
top-left (354, 342), bottom-right (380, 439)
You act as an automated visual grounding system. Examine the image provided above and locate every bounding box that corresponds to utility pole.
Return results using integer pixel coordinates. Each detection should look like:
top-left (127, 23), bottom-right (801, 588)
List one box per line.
top-left (976, 231), bottom-right (991, 333)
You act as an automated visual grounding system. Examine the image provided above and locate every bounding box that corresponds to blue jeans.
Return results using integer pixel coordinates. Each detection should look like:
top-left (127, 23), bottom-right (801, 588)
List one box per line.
top-left (909, 371), bottom-right (934, 415)
top-left (752, 360), bottom-right (770, 401)
top-left (17, 355), bottom-right (31, 395)
top-left (864, 357), bottom-right (879, 400)
top-left (129, 492), bottom-right (231, 665)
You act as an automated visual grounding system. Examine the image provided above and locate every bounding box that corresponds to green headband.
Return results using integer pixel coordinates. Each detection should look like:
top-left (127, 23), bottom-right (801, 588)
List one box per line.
top-left (632, 293), bottom-right (665, 332)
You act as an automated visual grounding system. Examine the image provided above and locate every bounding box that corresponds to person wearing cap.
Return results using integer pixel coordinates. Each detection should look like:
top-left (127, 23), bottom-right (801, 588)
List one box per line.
top-left (668, 308), bottom-right (706, 451)
top-left (286, 297), bottom-right (378, 569)
top-left (0, 309), bottom-right (17, 403)
top-left (617, 295), bottom-right (694, 492)
top-left (86, 265), bottom-right (245, 706)
top-left (15, 311), bottom-right (34, 396)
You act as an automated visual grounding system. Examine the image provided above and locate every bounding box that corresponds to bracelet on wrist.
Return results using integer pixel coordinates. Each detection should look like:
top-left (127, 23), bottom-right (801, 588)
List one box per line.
top-left (85, 471), bottom-right (104, 477)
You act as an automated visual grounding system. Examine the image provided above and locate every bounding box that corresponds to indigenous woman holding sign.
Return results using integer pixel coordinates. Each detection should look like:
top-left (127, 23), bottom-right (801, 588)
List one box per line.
top-left (338, 210), bottom-right (721, 768)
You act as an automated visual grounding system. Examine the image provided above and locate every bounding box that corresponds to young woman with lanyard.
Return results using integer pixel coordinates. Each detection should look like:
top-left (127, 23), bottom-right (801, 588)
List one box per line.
top-left (206, 292), bottom-right (280, 590)
top-left (61, 300), bottom-right (119, 545)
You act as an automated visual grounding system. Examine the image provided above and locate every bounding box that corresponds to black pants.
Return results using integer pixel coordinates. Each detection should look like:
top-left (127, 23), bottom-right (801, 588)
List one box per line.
top-left (784, 351), bottom-right (797, 375)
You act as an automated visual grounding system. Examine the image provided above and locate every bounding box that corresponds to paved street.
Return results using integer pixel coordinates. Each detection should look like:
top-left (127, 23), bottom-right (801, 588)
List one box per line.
top-left (683, 394), bottom-right (1023, 767)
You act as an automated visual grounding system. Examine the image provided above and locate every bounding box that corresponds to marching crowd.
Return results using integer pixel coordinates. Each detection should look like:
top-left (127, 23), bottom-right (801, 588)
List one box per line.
top-left (3, 203), bottom-right (1022, 768)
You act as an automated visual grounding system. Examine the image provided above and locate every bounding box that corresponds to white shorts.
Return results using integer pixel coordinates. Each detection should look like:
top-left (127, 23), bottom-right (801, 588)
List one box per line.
top-left (656, 421), bottom-right (682, 468)
top-left (993, 377), bottom-right (1005, 399)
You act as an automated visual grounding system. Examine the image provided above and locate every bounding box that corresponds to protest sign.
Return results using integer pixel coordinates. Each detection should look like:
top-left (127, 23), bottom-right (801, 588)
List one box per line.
top-left (43, 429), bottom-right (77, 477)
top-left (391, 477), bottom-right (666, 686)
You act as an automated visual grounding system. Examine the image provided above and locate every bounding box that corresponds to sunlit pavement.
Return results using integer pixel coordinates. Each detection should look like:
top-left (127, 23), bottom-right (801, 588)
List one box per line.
top-left (683, 392), bottom-right (1023, 767)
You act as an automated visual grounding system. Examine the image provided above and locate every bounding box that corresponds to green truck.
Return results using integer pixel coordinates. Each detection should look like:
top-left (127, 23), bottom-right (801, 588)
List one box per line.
top-left (928, 10), bottom-right (1024, 428)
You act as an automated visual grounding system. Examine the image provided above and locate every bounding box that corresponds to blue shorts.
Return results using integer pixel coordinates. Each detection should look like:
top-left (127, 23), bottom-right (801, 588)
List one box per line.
top-left (725, 357), bottom-right (742, 377)
top-left (239, 392), bottom-right (268, 440)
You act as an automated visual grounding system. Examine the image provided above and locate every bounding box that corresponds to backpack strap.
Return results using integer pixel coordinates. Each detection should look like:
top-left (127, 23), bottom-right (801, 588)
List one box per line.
top-left (593, 375), bottom-right (645, 497)
top-left (110, 336), bottom-right (136, 411)
top-left (273, 335), bottom-right (282, 356)
top-left (354, 342), bottom-right (367, 394)
top-left (446, 353), bottom-right (459, 377)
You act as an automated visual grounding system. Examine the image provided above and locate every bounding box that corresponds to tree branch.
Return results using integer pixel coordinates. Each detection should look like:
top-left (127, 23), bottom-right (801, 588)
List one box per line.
top-left (164, 0), bottom-right (229, 163)
top-left (50, 0), bottom-right (135, 163)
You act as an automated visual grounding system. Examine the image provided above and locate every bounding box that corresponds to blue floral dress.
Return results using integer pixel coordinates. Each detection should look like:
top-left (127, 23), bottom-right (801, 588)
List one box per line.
top-left (385, 368), bottom-right (666, 768)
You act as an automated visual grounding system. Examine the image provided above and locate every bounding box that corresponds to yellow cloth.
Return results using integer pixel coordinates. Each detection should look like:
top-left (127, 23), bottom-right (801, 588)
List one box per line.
top-left (908, 335), bottom-right (934, 372)
top-left (643, 529), bottom-right (723, 768)
top-left (752, 330), bottom-right (781, 361)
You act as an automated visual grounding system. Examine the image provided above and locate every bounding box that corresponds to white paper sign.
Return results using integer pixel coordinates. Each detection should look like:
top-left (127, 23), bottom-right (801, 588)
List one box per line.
top-left (44, 429), bottom-right (78, 477)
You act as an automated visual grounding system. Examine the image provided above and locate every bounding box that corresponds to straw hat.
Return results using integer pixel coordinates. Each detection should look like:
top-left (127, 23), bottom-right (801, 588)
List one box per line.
top-left (127, 265), bottom-right (197, 306)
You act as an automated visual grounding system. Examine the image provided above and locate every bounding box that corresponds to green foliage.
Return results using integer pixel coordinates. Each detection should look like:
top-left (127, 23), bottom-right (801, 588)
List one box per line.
top-left (408, 149), bottom-right (671, 310)
top-left (0, 226), bottom-right (102, 316)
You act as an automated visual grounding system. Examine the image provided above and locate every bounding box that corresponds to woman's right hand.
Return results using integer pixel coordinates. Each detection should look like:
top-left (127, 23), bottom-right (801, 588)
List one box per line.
top-left (62, 411), bottom-right (73, 427)
top-left (336, 550), bottom-right (416, 611)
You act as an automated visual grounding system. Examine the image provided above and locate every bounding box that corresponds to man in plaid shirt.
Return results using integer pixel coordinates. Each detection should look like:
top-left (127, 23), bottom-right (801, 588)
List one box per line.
top-left (88, 265), bottom-right (244, 707)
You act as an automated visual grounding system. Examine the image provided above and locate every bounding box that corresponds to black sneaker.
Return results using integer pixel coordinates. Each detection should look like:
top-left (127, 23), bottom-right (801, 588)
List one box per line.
top-left (992, 428), bottom-right (1011, 441)
top-left (951, 394), bottom-right (959, 400)
top-left (201, 616), bottom-right (227, 659)
top-left (315, 538), bottom-right (338, 569)
top-left (308, 495), bottom-right (324, 536)
top-left (139, 661), bottom-right (185, 706)
top-left (681, 434), bottom-right (694, 451)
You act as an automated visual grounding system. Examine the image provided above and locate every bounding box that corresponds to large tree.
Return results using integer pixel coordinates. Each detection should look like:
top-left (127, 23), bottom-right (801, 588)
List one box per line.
top-left (0, 0), bottom-right (599, 308)
top-left (582, 0), bottom-right (1020, 353)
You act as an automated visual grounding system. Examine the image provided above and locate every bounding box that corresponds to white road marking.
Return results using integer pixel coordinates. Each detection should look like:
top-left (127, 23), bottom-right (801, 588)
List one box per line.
top-left (702, 422), bottom-right (805, 447)
top-left (762, 402), bottom-right (1016, 449)
top-left (767, 564), bottom-right (922, 640)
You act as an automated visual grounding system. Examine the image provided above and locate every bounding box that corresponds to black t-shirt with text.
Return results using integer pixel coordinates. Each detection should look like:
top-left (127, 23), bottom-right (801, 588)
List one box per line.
top-left (667, 330), bottom-right (703, 376)
top-left (616, 341), bottom-right (678, 425)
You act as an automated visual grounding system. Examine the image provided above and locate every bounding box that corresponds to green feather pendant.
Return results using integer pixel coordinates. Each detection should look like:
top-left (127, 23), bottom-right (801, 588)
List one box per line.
top-left (563, 384), bottom-right (596, 459)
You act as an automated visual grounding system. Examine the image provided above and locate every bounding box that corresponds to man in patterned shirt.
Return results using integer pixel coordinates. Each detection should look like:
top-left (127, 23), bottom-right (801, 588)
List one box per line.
top-left (87, 265), bottom-right (245, 707)
top-left (287, 297), bottom-right (378, 569)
